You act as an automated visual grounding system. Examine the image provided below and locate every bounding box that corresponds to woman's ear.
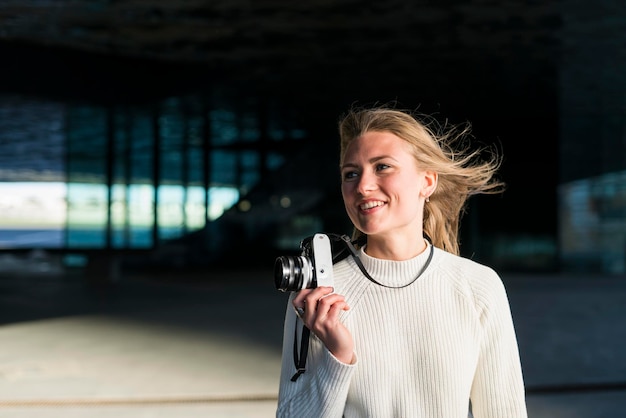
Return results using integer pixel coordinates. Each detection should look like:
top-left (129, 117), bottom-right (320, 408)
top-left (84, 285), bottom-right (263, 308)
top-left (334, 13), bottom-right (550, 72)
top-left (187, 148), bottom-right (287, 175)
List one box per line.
top-left (422, 171), bottom-right (438, 199)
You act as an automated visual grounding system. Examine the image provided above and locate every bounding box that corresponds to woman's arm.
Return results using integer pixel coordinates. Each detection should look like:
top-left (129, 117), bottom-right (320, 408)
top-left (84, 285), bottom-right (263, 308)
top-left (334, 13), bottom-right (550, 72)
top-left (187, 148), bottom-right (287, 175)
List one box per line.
top-left (276, 292), bottom-right (356, 418)
top-left (470, 272), bottom-right (528, 418)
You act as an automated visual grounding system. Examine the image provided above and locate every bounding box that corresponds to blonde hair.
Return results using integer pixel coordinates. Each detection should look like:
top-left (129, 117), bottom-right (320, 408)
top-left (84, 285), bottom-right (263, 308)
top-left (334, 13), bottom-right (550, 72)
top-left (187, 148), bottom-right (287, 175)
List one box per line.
top-left (338, 105), bottom-right (505, 256)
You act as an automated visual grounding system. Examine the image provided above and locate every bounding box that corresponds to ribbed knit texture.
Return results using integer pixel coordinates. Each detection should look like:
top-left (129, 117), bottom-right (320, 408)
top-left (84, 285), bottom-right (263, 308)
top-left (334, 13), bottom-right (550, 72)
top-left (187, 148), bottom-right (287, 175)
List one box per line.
top-left (276, 245), bottom-right (527, 418)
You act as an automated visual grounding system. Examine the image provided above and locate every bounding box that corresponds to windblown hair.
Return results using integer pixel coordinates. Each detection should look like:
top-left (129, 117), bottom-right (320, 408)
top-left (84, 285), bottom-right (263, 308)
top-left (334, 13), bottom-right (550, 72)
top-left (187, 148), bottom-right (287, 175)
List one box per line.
top-left (338, 105), bottom-right (505, 256)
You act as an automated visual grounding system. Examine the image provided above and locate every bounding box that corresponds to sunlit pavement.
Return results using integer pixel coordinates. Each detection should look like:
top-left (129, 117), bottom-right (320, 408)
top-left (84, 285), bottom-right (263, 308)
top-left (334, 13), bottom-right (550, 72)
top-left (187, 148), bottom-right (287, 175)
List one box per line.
top-left (0, 267), bottom-right (625, 417)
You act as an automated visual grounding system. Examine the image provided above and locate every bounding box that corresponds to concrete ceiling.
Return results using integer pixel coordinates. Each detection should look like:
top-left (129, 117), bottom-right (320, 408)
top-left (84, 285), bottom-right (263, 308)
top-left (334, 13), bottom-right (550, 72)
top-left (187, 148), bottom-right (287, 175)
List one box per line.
top-left (0, 0), bottom-right (562, 109)
top-left (0, 1), bottom-right (561, 62)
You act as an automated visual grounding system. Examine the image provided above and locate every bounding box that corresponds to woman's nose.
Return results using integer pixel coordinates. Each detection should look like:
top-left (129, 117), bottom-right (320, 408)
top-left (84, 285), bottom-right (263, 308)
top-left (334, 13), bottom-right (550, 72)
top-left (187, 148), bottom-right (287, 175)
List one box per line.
top-left (357, 171), bottom-right (376, 195)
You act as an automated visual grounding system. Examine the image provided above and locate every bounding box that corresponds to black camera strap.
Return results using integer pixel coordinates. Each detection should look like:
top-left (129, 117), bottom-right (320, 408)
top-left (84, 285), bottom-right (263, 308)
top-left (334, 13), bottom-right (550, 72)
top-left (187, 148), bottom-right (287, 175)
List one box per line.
top-left (291, 322), bottom-right (310, 381)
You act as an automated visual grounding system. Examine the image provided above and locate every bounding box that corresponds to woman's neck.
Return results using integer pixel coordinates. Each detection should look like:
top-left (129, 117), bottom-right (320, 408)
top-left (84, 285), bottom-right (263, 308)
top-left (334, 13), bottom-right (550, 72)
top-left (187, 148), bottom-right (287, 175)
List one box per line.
top-left (364, 234), bottom-right (428, 261)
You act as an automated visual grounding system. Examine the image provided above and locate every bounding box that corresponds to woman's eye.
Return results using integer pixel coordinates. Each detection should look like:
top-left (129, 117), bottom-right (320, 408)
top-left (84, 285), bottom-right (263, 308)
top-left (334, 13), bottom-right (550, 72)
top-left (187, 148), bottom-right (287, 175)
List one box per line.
top-left (342, 171), bottom-right (358, 180)
top-left (376, 163), bottom-right (391, 171)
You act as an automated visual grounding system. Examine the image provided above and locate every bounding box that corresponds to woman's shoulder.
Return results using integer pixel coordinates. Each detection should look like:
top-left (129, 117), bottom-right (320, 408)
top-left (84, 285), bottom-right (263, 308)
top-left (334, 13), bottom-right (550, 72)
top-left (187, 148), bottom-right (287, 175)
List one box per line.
top-left (430, 247), bottom-right (507, 303)
top-left (432, 246), bottom-right (498, 276)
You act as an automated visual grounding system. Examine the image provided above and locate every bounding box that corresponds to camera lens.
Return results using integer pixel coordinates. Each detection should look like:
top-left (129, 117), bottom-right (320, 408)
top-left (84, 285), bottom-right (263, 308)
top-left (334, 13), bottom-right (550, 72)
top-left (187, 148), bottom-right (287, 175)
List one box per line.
top-left (274, 255), bottom-right (313, 292)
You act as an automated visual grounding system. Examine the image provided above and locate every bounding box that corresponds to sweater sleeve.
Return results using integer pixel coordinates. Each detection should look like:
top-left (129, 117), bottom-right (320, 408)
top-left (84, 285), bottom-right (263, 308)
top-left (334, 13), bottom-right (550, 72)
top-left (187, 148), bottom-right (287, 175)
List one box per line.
top-left (276, 292), bottom-right (356, 418)
top-left (470, 270), bottom-right (528, 418)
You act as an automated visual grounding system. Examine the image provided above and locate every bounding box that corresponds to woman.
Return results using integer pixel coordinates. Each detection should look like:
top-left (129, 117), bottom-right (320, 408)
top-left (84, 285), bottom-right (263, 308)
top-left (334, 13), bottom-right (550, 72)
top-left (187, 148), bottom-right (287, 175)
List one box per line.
top-left (276, 106), bottom-right (527, 417)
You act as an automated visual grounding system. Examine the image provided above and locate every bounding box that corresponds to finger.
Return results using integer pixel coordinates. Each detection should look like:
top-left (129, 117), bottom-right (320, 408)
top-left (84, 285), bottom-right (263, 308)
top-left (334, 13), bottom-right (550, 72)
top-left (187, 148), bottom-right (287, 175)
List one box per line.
top-left (296, 288), bottom-right (342, 323)
top-left (326, 300), bottom-right (350, 319)
top-left (292, 288), bottom-right (314, 309)
top-left (314, 293), bottom-right (348, 316)
top-left (303, 287), bottom-right (335, 306)
top-left (291, 287), bottom-right (332, 321)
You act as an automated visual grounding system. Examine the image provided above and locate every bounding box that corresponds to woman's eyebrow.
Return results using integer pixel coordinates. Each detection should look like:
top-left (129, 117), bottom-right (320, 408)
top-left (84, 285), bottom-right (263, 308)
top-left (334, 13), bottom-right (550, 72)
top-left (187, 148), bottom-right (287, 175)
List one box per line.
top-left (369, 155), bottom-right (395, 163)
top-left (341, 155), bottom-right (397, 169)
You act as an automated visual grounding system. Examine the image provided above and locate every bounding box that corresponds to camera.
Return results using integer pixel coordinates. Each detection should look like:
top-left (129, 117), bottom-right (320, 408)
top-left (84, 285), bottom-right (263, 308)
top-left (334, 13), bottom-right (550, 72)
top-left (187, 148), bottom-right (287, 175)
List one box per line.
top-left (274, 233), bottom-right (334, 292)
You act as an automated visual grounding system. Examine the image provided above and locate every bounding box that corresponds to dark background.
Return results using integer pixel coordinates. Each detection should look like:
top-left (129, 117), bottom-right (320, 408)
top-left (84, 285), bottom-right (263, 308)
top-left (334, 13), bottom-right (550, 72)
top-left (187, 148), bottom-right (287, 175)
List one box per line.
top-left (0, 0), bottom-right (622, 273)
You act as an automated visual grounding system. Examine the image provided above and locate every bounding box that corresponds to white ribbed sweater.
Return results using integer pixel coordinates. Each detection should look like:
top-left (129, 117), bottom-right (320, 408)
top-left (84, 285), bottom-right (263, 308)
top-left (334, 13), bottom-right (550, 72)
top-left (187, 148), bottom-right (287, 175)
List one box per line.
top-left (276, 244), bottom-right (527, 418)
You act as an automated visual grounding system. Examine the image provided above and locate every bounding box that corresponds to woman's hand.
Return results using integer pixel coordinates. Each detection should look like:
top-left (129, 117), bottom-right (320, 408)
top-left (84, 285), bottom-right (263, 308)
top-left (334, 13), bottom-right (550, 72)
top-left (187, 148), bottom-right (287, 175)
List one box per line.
top-left (292, 286), bottom-right (354, 364)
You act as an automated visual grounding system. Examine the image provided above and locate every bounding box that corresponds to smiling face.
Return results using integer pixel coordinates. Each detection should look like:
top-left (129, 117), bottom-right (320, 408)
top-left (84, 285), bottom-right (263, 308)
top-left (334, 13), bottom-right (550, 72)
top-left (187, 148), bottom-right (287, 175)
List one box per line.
top-left (341, 131), bottom-right (436, 249)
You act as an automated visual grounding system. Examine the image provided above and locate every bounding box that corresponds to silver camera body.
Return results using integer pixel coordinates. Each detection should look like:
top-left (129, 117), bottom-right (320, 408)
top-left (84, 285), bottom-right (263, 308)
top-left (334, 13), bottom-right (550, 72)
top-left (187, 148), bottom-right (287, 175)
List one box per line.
top-left (274, 233), bottom-right (334, 292)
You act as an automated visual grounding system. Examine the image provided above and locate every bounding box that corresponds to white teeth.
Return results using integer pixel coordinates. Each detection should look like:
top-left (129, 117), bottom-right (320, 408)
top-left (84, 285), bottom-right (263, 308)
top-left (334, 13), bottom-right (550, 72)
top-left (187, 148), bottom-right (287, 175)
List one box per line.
top-left (360, 201), bottom-right (384, 210)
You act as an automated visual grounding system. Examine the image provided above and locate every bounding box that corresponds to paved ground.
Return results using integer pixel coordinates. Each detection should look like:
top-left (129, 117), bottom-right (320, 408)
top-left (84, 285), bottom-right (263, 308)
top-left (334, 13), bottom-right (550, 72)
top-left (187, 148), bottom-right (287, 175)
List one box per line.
top-left (0, 260), bottom-right (625, 417)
